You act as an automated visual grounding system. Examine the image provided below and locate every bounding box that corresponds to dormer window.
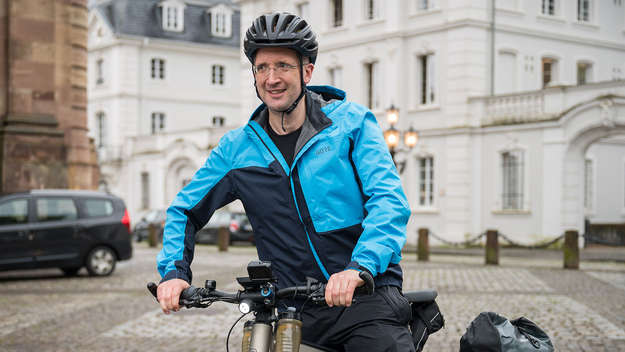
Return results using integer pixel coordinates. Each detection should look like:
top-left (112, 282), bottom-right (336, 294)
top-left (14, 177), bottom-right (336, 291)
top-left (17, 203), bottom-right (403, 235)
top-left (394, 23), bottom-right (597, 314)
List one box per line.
top-left (160, 0), bottom-right (185, 32)
top-left (208, 4), bottom-right (233, 38)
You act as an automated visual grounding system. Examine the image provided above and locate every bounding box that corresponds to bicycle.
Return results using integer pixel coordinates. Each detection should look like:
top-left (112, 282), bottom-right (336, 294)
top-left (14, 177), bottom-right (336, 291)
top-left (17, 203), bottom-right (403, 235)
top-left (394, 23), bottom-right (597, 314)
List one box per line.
top-left (148, 260), bottom-right (441, 352)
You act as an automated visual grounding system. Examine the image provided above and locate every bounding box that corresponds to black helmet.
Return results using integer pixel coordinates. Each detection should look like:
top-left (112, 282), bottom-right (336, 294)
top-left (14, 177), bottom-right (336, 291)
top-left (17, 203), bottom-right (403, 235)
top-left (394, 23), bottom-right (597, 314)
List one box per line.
top-left (244, 12), bottom-right (318, 64)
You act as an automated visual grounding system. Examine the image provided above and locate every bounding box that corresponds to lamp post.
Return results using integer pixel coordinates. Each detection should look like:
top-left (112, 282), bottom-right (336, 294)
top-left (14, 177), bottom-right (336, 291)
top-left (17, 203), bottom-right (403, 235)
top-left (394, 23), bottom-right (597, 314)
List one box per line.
top-left (383, 104), bottom-right (418, 173)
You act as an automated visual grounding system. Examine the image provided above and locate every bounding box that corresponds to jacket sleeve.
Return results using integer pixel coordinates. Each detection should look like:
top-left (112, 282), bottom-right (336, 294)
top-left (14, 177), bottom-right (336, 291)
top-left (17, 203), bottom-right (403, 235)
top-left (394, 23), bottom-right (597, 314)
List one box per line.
top-left (345, 110), bottom-right (410, 277)
top-left (156, 140), bottom-right (236, 284)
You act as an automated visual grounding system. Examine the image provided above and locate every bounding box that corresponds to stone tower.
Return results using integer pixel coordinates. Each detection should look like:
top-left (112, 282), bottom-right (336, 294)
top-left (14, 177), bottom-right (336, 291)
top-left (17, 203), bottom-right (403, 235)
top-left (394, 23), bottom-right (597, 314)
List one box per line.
top-left (0, 0), bottom-right (99, 194)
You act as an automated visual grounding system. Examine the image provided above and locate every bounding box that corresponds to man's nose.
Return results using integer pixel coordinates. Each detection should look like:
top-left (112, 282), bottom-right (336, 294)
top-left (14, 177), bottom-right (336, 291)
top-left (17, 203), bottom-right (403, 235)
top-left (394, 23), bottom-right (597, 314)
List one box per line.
top-left (265, 69), bottom-right (281, 83)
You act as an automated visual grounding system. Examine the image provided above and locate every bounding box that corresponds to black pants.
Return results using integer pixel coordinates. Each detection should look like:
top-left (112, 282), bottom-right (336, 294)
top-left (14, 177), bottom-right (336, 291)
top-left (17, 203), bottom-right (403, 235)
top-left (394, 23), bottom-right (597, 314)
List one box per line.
top-left (300, 286), bottom-right (415, 352)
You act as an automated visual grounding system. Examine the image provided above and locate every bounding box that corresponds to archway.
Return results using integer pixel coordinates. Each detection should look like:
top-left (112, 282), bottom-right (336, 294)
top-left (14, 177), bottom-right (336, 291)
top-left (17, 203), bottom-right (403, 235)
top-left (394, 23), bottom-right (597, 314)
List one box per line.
top-left (561, 96), bottom-right (625, 240)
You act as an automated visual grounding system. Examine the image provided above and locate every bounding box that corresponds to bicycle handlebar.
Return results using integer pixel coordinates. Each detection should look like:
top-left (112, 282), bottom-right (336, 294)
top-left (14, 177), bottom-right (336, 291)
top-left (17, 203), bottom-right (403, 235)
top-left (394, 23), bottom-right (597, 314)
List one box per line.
top-left (147, 270), bottom-right (375, 309)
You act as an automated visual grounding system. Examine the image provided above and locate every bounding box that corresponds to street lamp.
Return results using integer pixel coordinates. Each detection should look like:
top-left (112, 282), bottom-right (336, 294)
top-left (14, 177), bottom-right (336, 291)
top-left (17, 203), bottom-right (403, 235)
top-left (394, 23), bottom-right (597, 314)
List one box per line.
top-left (383, 104), bottom-right (418, 173)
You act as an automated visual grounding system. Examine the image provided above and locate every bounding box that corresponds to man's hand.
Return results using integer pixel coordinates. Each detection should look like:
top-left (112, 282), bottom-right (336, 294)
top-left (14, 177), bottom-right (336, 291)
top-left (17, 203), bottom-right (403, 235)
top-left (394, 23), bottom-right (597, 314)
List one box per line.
top-left (157, 278), bottom-right (190, 314)
top-left (324, 269), bottom-right (364, 307)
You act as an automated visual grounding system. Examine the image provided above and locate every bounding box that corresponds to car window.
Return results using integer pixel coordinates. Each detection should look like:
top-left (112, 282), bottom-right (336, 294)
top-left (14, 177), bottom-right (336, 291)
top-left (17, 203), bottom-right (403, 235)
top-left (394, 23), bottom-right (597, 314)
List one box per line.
top-left (0, 198), bottom-right (29, 225)
top-left (36, 198), bottom-right (77, 222)
top-left (84, 199), bottom-right (114, 218)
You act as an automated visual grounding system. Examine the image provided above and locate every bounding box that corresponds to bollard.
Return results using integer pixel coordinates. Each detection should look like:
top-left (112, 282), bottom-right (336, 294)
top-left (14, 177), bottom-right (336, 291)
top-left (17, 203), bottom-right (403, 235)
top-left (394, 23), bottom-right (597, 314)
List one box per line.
top-left (148, 223), bottom-right (158, 248)
top-left (217, 226), bottom-right (230, 252)
top-left (563, 230), bottom-right (579, 270)
top-left (485, 229), bottom-right (499, 265)
top-left (418, 228), bottom-right (429, 261)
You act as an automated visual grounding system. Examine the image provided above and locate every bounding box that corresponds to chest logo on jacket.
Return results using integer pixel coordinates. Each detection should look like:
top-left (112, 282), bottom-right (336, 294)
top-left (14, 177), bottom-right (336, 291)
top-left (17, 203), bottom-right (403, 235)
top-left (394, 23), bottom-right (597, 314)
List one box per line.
top-left (315, 145), bottom-right (332, 156)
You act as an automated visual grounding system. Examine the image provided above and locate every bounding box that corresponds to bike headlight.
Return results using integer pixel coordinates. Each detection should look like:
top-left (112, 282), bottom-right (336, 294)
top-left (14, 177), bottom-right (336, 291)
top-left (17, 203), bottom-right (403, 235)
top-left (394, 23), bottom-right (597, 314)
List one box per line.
top-left (239, 301), bottom-right (251, 314)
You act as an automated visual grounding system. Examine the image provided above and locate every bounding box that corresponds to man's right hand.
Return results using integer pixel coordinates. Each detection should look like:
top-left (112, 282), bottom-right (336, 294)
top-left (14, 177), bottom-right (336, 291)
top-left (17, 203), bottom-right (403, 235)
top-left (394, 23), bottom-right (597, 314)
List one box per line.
top-left (157, 278), bottom-right (190, 314)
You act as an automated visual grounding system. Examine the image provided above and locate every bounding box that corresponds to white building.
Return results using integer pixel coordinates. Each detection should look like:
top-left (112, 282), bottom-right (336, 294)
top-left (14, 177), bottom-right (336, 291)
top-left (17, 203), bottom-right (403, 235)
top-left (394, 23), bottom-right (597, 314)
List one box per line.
top-left (235, 0), bottom-right (625, 246)
top-left (87, 0), bottom-right (242, 221)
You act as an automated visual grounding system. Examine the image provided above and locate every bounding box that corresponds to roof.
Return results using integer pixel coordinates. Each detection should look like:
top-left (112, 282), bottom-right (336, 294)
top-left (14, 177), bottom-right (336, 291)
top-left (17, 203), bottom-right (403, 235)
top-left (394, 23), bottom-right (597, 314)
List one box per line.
top-left (1, 189), bottom-right (117, 198)
top-left (91, 0), bottom-right (240, 47)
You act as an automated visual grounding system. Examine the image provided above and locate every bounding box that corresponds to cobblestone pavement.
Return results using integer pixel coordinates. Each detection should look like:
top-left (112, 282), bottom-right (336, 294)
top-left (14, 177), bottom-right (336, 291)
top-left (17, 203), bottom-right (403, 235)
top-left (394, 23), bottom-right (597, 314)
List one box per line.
top-left (0, 244), bottom-right (623, 351)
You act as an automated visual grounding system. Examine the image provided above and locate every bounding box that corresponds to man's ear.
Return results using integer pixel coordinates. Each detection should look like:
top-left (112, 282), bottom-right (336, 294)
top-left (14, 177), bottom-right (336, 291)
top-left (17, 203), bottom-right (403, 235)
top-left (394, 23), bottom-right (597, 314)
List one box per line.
top-left (303, 63), bottom-right (314, 84)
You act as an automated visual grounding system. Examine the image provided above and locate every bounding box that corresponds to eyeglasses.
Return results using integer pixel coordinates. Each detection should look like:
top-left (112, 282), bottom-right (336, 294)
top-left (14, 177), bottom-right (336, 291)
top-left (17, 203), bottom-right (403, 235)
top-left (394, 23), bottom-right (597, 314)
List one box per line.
top-left (252, 62), bottom-right (298, 76)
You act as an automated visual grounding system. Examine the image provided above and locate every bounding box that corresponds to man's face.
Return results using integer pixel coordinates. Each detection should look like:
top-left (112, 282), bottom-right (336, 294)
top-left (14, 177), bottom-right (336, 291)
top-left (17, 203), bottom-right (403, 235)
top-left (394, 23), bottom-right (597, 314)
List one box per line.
top-left (253, 47), bottom-right (314, 113)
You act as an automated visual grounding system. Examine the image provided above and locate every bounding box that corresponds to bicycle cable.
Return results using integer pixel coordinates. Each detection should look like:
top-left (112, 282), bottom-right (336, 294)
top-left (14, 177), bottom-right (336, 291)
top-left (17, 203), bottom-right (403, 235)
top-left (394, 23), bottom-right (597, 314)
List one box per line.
top-left (226, 312), bottom-right (249, 352)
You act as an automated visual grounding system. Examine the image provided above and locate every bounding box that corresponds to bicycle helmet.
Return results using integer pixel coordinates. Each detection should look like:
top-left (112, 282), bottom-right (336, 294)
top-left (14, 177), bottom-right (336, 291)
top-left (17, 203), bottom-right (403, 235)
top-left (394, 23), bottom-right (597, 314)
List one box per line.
top-left (244, 12), bottom-right (318, 64)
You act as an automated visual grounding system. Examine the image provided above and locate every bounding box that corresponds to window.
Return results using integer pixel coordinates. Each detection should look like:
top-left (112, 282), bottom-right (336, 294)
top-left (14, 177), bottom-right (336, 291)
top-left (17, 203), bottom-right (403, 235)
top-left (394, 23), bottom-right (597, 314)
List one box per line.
top-left (161, 2), bottom-right (184, 32)
top-left (212, 64), bottom-right (225, 86)
top-left (297, 2), bottom-right (310, 18)
top-left (151, 58), bottom-right (165, 80)
top-left (577, 62), bottom-right (592, 85)
top-left (96, 112), bottom-right (106, 148)
top-left (542, 0), bottom-right (556, 15)
top-left (502, 151), bottom-right (524, 210)
top-left (0, 199), bottom-right (28, 225)
top-left (363, 0), bottom-right (379, 20)
top-left (577, 0), bottom-right (591, 22)
top-left (36, 198), bottom-right (77, 222)
top-left (151, 112), bottom-right (165, 134)
top-left (417, 53), bottom-right (436, 105)
top-left (541, 57), bottom-right (557, 88)
top-left (84, 199), bottom-right (114, 218)
top-left (616, 0), bottom-right (623, 6)
top-left (212, 116), bottom-right (225, 127)
top-left (364, 62), bottom-right (379, 110)
top-left (209, 4), bottom-right (233, 37)
top-left (331, 0), bottom-right (343, 27)
top-left (96, 59), bottom-right (104, 85)
top-left (584, 159), bottom-right (594, 212)
top-left (329, 67), bottom-right (343, 88)
top-left (141, 172), bottom-right (150, 210)
top-left (417, 0), bottom-right (435, 11)
top-left (418, 157), bottom-right (434, 206)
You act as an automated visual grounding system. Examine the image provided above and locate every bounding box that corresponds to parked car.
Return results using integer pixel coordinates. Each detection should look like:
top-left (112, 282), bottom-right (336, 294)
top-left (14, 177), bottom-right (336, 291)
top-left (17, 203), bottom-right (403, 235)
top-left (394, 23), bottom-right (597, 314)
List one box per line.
top-left (195, 209), bottom-right (254, 245)
top-left (133, 209), bottom-right (166, 242)
top-left (0, 189), bottom-right (133, 276)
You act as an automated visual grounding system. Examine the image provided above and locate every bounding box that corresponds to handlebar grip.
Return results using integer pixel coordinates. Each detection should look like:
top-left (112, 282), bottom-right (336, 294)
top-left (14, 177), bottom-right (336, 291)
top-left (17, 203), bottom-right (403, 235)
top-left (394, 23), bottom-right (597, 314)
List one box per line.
top-left (147, 282), bottom-right (158, 300)
top-left (358, 270), bottom-right (375, 295)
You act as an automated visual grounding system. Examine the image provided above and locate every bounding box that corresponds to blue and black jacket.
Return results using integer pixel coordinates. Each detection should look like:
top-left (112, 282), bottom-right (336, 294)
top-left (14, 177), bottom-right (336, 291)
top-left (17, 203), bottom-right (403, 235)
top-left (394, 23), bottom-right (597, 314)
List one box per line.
top-left (157, 85), bottom-right (410, 289)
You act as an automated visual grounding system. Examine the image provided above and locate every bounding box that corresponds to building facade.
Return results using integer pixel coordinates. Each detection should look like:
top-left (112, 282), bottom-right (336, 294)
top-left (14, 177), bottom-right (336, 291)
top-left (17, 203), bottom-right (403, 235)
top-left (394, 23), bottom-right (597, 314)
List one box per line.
top-left (235, 0), bottom-right (625, 246)
top-left (1, 0), bottom-right (99, 193)
top-left (88, 0), bottom-right (241, 220)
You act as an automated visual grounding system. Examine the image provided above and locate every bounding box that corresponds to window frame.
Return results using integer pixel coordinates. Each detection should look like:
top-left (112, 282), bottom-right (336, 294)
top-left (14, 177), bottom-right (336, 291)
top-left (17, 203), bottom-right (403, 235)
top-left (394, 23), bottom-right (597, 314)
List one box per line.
top-left (0, 197), bottom-right (30, 226)
top-left (541, 0), bottom-right (557, 16)
top-left (541, 56), bottom-right (558, 88)
top-left (211, 64), bottom-right (226, 86)
top-left (328, 66), bottom-right (343, 88)
top-left (161, 1), bottom-right (185, 32)
top-left (209, 4), bottom-right (233, 38)
top-left (577, 0), bottom-right (593, 22)
top-left (500, 150), bottom-right (525, 211)
top-left (330, 0), bottom-right (344, 28)
top-left (141, 172), bottom-right (150, 210)
top-left (151, 58), bottom-right (166, 80)
top-left (95, 111), bottom-right (106, 148)
top-left (417, 156), bottom-right (435, 208)
top-left (577, 61), bottom-right (593, 85)
top-left (35, 197), bottom-right (78, 223)
top-left (417, 53), bottom-right (436, 106)
top-left (363, 61), bottom-right (380, 110)
top-left (416, 0), bottom-right (435, 11)
top-left (96, 58), bottom-right (104, 85)
top-left (151, 112), bottom-right (166, 135)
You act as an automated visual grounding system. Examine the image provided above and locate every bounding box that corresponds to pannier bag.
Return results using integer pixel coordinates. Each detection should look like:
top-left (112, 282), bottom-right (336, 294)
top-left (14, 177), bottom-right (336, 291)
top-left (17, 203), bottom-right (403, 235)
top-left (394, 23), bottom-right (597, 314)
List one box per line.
top-left (410, 300), bottom-right (445, 351)
top-left (460, 312), bottom-right (554, 352)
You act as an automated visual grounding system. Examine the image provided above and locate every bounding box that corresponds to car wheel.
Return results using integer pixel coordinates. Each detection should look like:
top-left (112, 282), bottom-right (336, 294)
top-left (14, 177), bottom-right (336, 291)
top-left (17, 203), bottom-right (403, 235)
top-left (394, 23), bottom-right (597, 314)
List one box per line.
top-left (61, 267), bottom-right (81, 276)
top-left (86, 246), bottom-right (116, 276)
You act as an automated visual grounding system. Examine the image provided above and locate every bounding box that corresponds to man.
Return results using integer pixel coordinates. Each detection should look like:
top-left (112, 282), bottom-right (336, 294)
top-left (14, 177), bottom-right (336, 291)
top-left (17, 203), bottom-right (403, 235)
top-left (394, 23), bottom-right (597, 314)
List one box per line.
top-left (157, 12), bottom-right (414, 351)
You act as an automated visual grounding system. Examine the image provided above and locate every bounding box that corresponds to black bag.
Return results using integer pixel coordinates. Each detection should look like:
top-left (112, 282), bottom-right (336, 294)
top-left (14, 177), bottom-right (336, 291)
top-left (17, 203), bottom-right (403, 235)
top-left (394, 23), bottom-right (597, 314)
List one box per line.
top-left (410, 300), bottom-right (445, 351)
top-left (460, 312), bottom-right (554, 352)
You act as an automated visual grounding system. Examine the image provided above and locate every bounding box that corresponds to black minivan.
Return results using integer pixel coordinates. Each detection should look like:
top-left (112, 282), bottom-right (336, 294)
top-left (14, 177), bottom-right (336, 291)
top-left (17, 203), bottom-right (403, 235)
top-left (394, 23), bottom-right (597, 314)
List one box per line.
top-left (0, 189), bottom-right (132, 276)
